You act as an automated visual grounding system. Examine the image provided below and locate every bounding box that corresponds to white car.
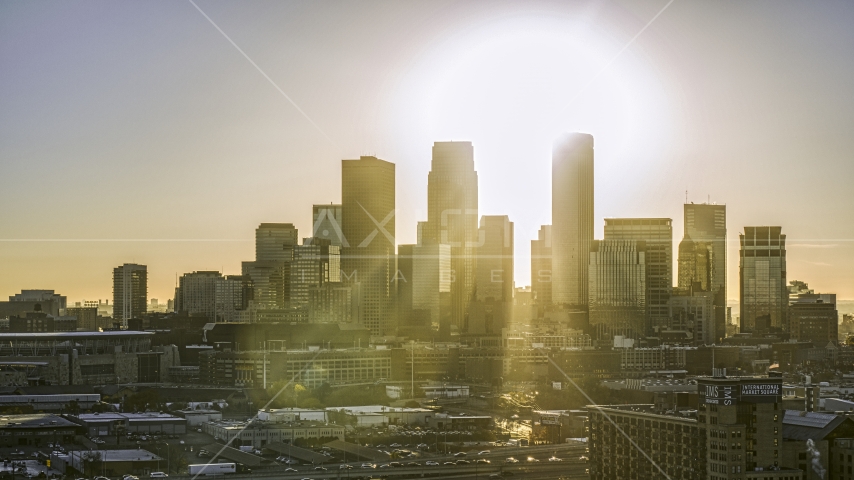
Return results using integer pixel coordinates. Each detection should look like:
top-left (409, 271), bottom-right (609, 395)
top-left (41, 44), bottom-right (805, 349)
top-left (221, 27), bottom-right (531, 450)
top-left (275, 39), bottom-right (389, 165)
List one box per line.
top-left (149, 473), bottom-right (169, 478)
top-left (548, 456), bottom-right (563, 462)
top-left (361, 463), bottom-right (376, 469)
top-left (425, 461), bottom-right (440, 466)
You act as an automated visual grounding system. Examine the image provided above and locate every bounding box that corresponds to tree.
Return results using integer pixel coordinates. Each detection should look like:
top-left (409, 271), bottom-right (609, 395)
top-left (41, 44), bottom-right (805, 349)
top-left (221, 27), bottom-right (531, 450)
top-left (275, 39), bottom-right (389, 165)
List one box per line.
top-left (124, 389), bottom-right (162, 412)
top-left (66, 400), bottom-right (81, 415)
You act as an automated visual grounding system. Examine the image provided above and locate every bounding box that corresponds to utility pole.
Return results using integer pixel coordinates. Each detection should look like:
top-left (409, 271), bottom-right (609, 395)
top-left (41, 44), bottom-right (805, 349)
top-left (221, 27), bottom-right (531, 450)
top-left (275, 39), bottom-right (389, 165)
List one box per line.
top-left (410, 341), bottom-right (415, 399)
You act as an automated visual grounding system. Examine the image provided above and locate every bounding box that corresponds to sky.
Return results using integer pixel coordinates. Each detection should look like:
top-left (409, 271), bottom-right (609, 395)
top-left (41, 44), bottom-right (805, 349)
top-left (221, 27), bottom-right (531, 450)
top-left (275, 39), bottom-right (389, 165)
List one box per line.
top-left (1, 0), bottom-right (853, 307)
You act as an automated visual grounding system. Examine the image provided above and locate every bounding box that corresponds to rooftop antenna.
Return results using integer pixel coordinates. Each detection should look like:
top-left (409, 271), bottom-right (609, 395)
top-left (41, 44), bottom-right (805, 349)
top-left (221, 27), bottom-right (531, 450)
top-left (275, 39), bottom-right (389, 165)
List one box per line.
top-left (685, 190), bottom-right (688, 203)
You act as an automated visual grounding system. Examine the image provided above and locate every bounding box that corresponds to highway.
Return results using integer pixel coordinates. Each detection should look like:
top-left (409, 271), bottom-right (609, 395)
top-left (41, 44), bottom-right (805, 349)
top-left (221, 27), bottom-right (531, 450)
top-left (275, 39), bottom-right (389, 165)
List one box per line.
top-left (180, 443), bottom-right (589, 480)
top-left (181, 461), bottom-right (588, 479)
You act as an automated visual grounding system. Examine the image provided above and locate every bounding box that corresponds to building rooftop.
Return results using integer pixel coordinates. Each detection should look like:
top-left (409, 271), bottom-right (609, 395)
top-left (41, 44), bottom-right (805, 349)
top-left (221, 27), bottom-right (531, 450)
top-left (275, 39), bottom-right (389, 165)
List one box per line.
top-left (70, 449), bottom-right (161, 462)
top-left (0, 331), bottom-right (152, 340)
top-left (0, 413), bottom-right (77, 429)
top-left (75, 412), bottom-right (183, 422)
top-left (782, 410), bottom-right (853, 441)
top-left (586, 404), bottom-right (699, 421)
top-left (207, 419), bottom-right (335, 430)
top-left (326, 405), bottom-right (432, 414)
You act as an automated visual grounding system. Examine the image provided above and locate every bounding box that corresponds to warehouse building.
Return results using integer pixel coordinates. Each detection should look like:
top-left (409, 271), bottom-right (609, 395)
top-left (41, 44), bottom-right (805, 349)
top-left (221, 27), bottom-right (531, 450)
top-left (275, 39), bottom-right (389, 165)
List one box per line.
top-left (201, 419), bottom-right (344, 448)
top-left (69, 412), bottom-right (187, 437)
top-left (0, 413), bottom-right (82, 447)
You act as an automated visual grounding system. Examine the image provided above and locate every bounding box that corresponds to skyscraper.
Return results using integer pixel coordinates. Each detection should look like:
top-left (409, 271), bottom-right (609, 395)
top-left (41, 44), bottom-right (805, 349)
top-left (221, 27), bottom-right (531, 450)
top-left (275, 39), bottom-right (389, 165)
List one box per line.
top-left (603, 218), bottom-right (672, 334)
top-left (396, 244), bottom-right (415, 327)
top-left (290, 237), bottom-right (339, 309)
top-left (242, 223), bottom-right (299, 310)
top-left (423, 141), bottom-right (478, 333)
top-left (341, 156), bottom-right (395, 336)
top-left (677, 237), bottom-right (715, 292)
top-left (475, 215), bottom-right (514, 303)
top-left (175, 271), bottom-right (221, 320)
top-left (588, 240), bottom-right (646, 340)
top-left (740, 226), bottom-right (788, 333)
top-left (113, 263), bottom-right (147, 326)
top-left (412, 243), bottom-right (452, 331)
top-left (530, 225), bottom-right (552, 306)
top-left (312, 204), bottom-right (345, 247)
top-left (552, 133), bottom-right (594, 308)
top-left (680, 203), bottom-right (727, 341)
top-left (255, 223), bottom-right (299, 263)
top-left (790, 292), bottom-right (838, 346)
top-left (470, 215), bottom-right (514, 334)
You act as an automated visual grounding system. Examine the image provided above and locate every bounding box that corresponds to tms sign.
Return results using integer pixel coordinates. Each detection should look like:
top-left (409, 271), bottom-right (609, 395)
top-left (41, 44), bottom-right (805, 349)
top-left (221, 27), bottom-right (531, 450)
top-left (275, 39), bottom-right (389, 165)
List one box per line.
top-left (700, 381), bottom-right (782, 405)
top-left (702, 384), bottom-right (737, 405)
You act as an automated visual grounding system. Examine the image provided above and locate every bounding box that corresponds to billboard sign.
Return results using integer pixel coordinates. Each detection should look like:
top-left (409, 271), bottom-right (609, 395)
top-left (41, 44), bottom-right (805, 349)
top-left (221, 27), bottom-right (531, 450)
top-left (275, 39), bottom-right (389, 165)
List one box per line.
top-left (540, 415), bottom-right (560, 425)
top-left (699, 381), bottom-right (782, 405)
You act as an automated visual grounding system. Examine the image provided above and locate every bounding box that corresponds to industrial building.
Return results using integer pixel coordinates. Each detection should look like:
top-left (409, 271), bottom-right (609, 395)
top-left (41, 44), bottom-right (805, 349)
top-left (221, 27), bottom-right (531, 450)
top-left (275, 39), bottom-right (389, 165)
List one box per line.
top-left (0, 331), bottom-right (176, 385)
top-left (201, 419), bottom-right (344, 448)
top-left (70, 412), bottom-right (187, 437)
top-left (0, 413), bottom-right (82, 447)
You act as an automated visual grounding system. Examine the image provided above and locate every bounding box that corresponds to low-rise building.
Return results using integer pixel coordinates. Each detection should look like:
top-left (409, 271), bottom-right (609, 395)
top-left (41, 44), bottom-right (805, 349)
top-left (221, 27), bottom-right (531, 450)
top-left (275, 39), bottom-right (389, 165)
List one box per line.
top-left (422, 385), bottom-right (469, 399)
top-left (0, 393), bottom-right (100, 412)
top-left (199, 348), bottom-right (392, 388)
top-left (0, 413), bottom-right (81, 447)
top-left (176, 409), bottom-right (222, 426)
top-left (70, 412), bottom-right (187, 437)
top-left (256, 408), bottom-right (327, 423)
top-left (201, 419), bottom-right (344, 448)
top-left (67, 449), bottom-right (162, 478)
top-left (326, 405), bottom-right (433, 426)
top-left (428, 413), bottom-right (491, 431)
top-left (782, 410), bottom-right (854, 480)
top-left (0, 331), bottom-right (175, 385)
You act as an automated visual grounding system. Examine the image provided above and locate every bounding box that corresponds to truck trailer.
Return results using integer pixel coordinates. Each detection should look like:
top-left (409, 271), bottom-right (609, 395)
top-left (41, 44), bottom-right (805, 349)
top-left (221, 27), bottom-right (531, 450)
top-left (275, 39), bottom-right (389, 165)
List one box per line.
top-left (188, 463), bottom-right (236, 475)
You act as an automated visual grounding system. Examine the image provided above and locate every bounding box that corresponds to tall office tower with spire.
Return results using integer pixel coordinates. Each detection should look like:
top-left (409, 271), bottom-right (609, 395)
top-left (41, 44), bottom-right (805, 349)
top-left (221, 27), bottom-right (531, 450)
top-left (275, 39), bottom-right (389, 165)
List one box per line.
top-left (740, 226), bottom-right (788, 333)
top-left (679, 203), bottom-right (727, 341)
top-left (552, 133), bottom-right (594, 309)
top-left (242, 223), bottom-right (299, 309)
top-left (603, 218), bottom-right (672, 334)
top-left (341, 156), bottom-right (396, 336)
top-left (422, 142), bottom-right (478, 333)
top-left (531, 225), bottom-right (552, 307)
top-left (113, 263), bottom-right (147, 327)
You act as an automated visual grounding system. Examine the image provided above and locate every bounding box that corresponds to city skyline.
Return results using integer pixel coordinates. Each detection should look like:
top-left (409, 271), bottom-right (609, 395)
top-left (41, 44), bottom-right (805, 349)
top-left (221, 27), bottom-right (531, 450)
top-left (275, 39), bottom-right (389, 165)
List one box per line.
top-left (2, 3), bottom-right (854, 477)
top-left (2, 1), bottom-right (853, 304)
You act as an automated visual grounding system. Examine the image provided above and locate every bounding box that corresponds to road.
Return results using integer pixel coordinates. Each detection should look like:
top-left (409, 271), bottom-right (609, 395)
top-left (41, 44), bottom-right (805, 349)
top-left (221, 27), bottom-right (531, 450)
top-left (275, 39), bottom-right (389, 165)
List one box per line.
top-left (177, 461), bottom-right (588, 479)
top-left (178, 443), bottom-right (589, 480)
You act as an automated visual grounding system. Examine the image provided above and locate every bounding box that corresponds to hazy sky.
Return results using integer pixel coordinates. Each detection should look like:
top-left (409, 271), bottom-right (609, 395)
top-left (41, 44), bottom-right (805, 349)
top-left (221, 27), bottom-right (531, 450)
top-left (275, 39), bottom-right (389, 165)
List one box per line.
top-left (1, 0), bottom-right (853, 306)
